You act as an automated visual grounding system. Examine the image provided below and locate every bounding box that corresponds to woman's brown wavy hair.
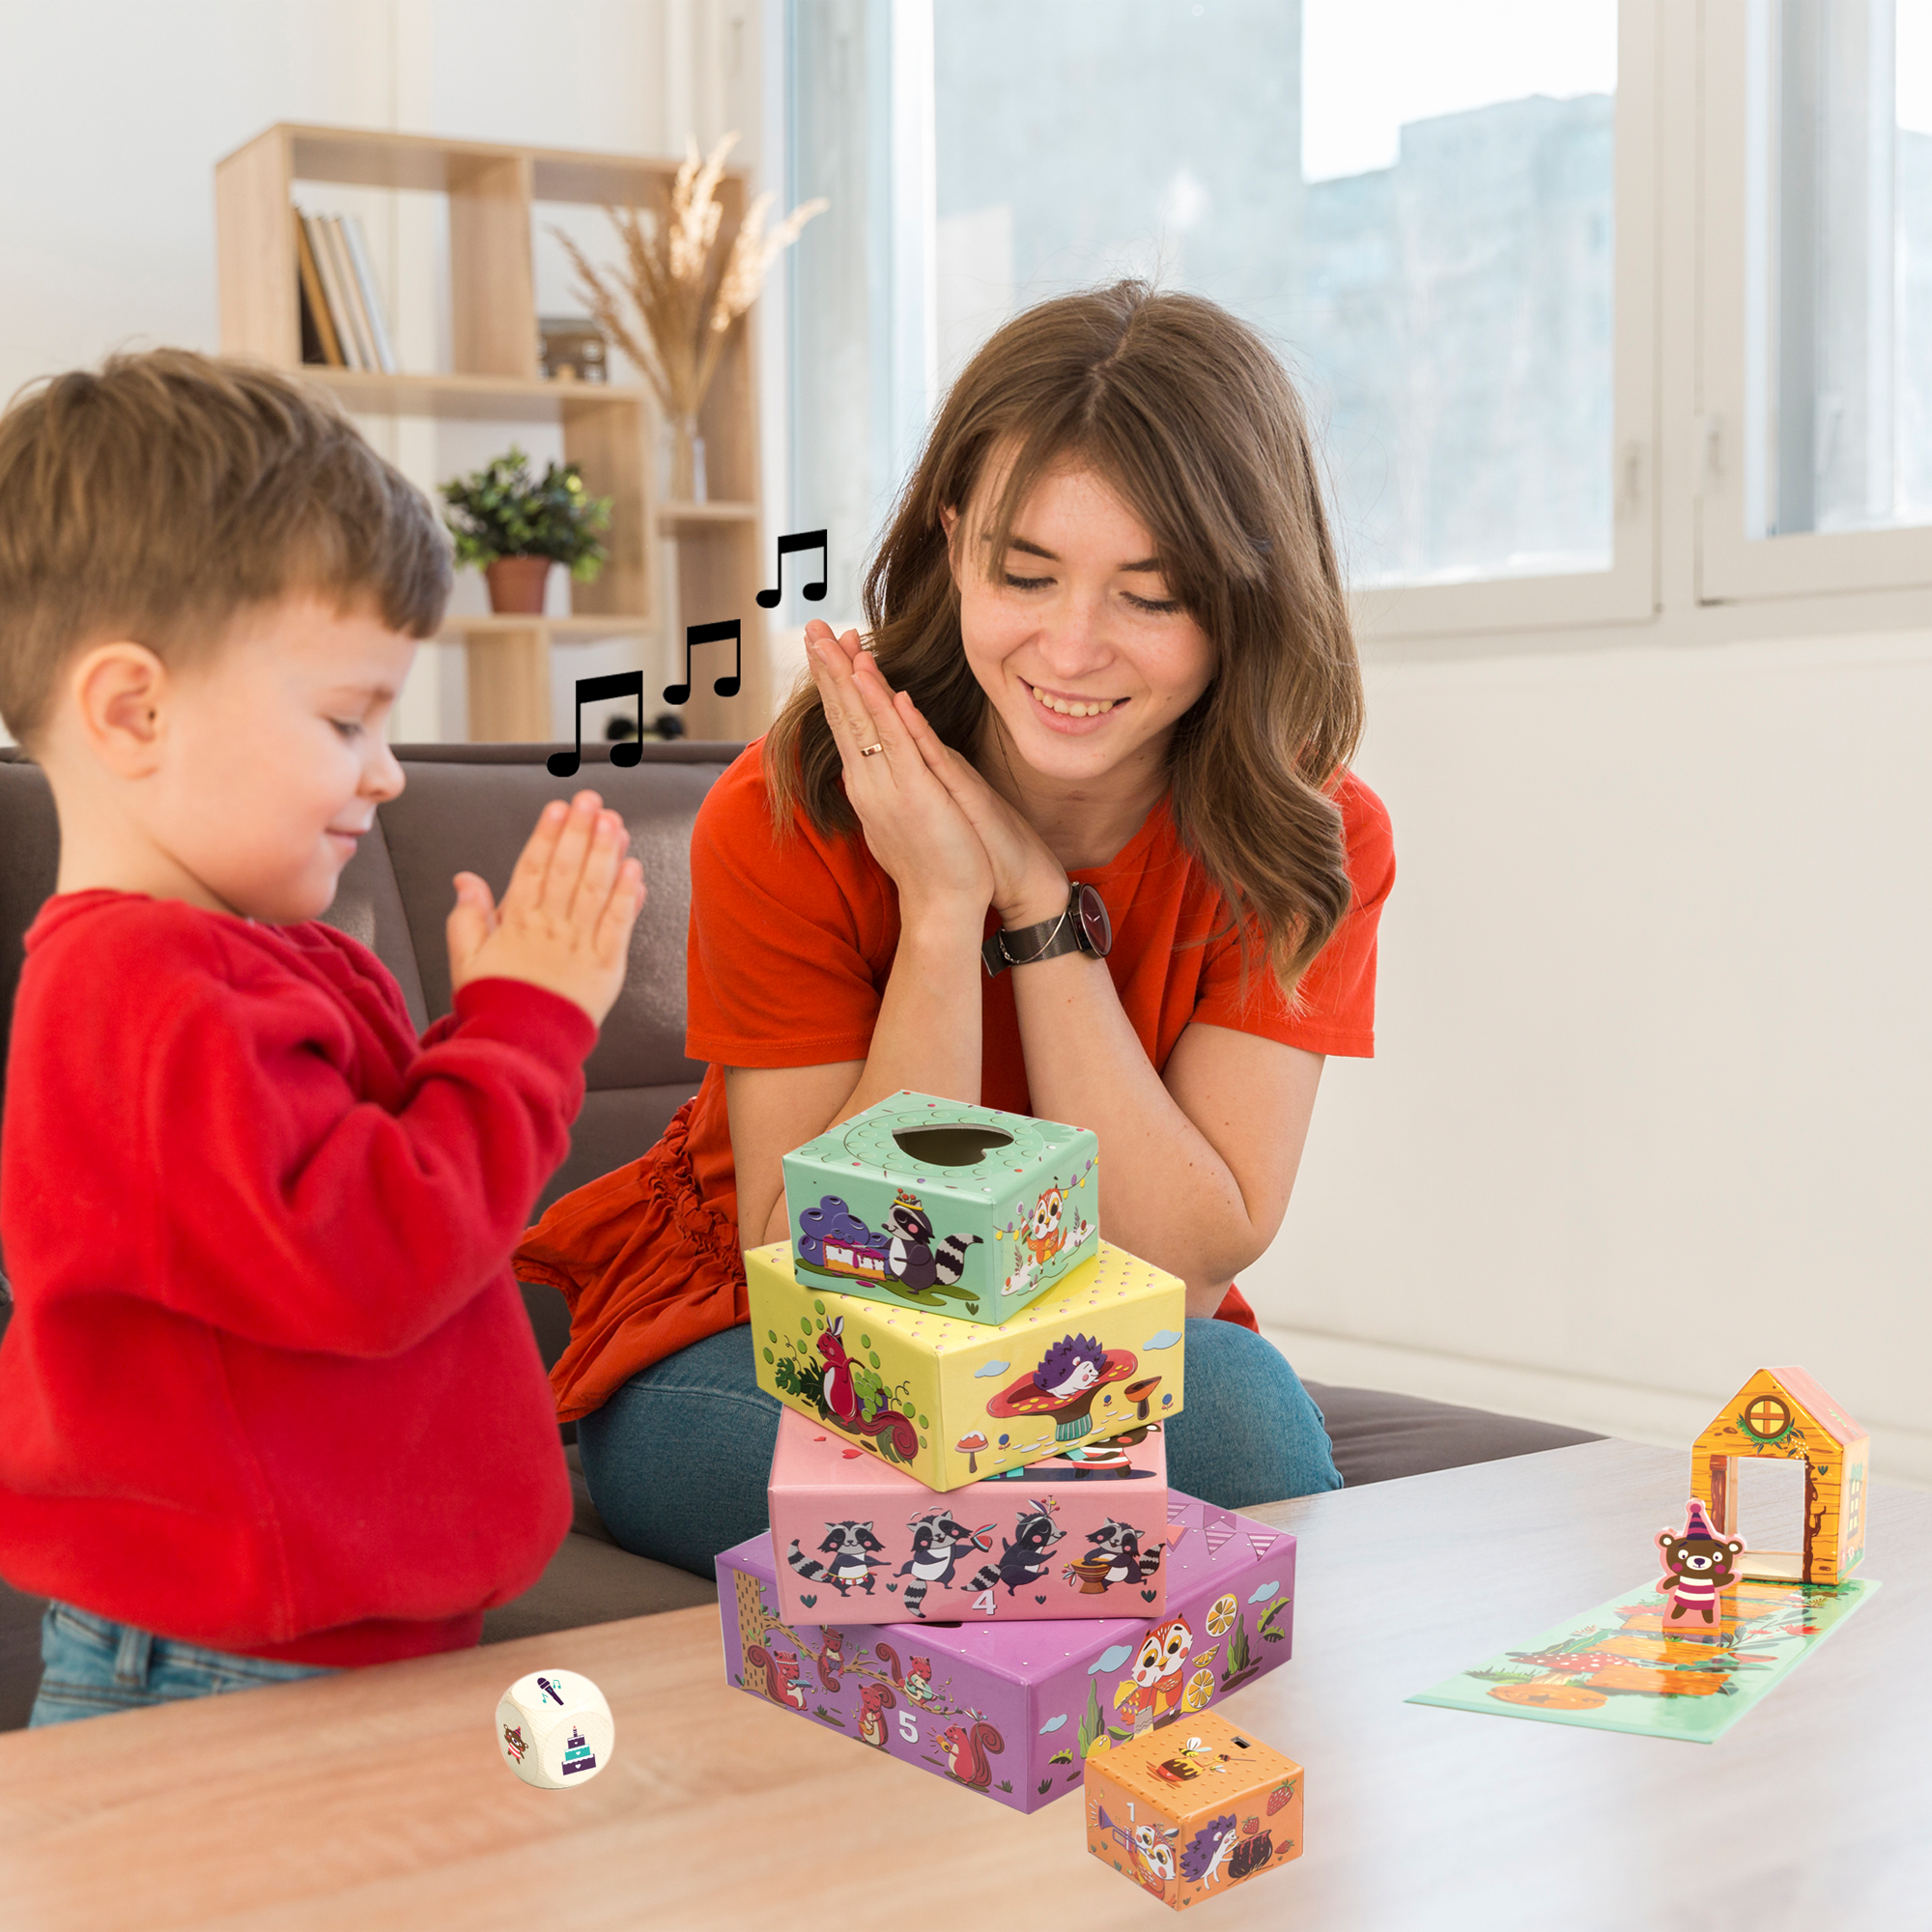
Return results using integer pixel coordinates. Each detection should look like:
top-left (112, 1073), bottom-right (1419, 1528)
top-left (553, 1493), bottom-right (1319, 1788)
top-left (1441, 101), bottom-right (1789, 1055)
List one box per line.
top-left (763, 279), bottom-right (1363, 1006)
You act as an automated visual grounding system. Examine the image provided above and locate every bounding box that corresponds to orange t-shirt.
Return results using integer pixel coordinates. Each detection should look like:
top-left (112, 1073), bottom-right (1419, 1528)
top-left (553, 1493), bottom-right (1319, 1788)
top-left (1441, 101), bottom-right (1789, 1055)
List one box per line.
top-left (518, 737), bottom-right (1395, 1423)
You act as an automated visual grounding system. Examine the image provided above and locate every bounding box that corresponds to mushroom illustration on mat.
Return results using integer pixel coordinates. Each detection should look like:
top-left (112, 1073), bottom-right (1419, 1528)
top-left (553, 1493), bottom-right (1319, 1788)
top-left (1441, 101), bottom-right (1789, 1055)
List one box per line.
top-left (957, 1430), bottom-right (989, 1473)
top-left (985, 1333), bottom-right (1137, 1444)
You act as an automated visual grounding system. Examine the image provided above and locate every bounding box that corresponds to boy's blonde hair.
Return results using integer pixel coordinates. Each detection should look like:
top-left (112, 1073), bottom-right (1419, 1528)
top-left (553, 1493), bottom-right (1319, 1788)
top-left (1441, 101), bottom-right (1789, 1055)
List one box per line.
top-left (0, 347), bottom-right (450, 754)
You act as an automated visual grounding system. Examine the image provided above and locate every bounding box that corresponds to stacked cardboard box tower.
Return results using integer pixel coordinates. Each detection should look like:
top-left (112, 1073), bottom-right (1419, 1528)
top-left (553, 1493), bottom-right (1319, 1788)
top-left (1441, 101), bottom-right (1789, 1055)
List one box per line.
top-left (715, 1091), bottom-right (1299, 1823)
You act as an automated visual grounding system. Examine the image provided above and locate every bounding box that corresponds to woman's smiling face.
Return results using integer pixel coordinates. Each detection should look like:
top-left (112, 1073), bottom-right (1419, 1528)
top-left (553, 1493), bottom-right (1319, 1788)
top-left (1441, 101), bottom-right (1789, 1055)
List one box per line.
top-left (942, 454), bottom-right (1217, 787)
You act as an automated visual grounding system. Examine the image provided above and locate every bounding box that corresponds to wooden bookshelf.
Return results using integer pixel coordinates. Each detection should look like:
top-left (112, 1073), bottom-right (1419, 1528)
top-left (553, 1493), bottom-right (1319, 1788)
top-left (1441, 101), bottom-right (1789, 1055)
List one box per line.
top-left (213, 123), bottom-right (772, 746)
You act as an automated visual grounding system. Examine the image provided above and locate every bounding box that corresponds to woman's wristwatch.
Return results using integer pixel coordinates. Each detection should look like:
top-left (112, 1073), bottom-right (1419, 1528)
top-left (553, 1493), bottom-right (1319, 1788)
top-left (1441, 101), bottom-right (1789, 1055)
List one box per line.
top-left (981, 881), bottom-right (1114, 976)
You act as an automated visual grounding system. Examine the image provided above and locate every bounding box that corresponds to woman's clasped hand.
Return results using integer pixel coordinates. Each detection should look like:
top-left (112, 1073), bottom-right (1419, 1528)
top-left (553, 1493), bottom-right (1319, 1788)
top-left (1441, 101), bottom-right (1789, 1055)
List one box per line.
top-left (804, 618), bottom-right (1067, 927)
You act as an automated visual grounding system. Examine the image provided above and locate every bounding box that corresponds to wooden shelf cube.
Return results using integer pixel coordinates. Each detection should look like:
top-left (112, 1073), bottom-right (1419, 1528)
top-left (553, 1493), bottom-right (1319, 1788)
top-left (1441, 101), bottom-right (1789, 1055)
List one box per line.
top-left (214, 122), bottom-right (774, 748)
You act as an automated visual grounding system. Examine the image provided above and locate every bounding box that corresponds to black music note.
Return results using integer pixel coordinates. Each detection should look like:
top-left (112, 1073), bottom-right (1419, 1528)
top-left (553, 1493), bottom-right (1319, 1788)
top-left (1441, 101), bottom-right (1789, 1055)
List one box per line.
top-left (663, 619), bottom-right (742, 705)
top-left (755, 528), bottom-right (829, 608)
top-left (547, 670), bottom-right (644, 777)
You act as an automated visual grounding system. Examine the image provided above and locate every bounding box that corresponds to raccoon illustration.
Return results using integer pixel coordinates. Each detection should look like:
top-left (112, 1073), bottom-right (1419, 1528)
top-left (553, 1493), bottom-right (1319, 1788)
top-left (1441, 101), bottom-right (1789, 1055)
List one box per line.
top-left (787, 1520), bottom-right (887, 1596)
top-left (966, 1501), bottom-right (1065, 1596)
top-left (883, 1190), bottom-right (983, 1293)
top-left (1085, 1518), bottom-right (1160, 1587)
top-left (895, 1509), bottom-right (992, 1616)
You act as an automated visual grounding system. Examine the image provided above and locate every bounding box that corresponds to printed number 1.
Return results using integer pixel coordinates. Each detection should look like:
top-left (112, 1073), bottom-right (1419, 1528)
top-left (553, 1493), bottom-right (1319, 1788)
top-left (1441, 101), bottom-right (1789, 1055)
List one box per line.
top-left (896, 1709), bottom-right (919, 1744)
top-left (973, 1589), bottom-right (996, 1617)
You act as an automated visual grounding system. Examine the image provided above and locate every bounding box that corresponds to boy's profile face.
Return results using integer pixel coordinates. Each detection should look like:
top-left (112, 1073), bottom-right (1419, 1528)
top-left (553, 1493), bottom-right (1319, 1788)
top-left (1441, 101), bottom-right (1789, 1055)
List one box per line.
top-left (119, 595), bottom-right (417, 923)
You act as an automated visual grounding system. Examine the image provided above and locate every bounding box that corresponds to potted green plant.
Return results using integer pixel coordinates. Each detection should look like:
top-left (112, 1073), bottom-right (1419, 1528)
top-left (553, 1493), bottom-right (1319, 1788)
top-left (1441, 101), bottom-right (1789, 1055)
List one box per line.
top-left (440, 446), bottom-right (613, 614)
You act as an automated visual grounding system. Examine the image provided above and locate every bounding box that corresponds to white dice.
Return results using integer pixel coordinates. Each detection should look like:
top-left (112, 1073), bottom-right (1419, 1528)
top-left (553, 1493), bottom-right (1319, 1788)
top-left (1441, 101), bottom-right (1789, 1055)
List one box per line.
top-left (494, 1668), bottom-right (614, 1790)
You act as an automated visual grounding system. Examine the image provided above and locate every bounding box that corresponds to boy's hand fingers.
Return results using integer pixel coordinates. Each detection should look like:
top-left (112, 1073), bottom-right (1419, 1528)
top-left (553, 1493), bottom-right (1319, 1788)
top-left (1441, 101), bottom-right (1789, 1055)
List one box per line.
top-left (503, 798), bottom-right (573, 910)
top-left (596, 858), bottom-right (647, 966)
top-left (444, 872), bottom-right (497, 981)
top-left (570, 808), bottom-right (632, 926)
top-left (532, 790), bottom-right (606, 919)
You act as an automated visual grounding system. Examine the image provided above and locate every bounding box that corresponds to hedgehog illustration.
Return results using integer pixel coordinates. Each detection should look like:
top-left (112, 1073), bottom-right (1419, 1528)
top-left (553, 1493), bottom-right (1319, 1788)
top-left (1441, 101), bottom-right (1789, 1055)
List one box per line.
top-left (1035, 1332), bottom-right (1108, 1400)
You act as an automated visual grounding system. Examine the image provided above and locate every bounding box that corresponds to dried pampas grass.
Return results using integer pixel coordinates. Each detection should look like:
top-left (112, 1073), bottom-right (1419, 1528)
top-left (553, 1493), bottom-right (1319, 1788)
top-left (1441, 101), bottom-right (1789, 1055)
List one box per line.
top-left (552, 131), bottom-right (828, 422)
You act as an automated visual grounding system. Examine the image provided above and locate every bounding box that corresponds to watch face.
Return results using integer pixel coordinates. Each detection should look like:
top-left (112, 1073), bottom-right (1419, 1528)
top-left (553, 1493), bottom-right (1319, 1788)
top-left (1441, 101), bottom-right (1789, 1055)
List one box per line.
top-left (1074, 883), bottom-right (1112, 956)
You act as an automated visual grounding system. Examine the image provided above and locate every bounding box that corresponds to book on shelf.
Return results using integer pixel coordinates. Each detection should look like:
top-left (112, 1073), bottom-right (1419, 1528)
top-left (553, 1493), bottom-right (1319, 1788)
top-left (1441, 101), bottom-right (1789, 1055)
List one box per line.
top-left (294, 213), bottom-right (343, 367)
top-left (294, 208), bottom-right (397, 374)
top-left (300, 209), bottom-right (362, 369)
top-left (320, 216), bottom-right (376, 371)
top-left (339, 214), bottom-right (398, 374)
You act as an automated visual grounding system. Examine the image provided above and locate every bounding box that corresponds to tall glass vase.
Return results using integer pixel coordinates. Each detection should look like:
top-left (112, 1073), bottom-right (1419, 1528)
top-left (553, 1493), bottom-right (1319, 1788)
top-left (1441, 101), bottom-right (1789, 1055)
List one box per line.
top-left (661, 411), bottom-right (708, 503)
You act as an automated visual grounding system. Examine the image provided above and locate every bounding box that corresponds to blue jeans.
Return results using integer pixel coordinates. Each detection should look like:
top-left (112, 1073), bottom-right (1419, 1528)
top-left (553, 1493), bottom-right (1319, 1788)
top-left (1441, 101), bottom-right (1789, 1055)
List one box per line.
top-left (579, 1316), bottom-right (1341, 1578)
top-left (28, 1601), bottom-right (340, 1728)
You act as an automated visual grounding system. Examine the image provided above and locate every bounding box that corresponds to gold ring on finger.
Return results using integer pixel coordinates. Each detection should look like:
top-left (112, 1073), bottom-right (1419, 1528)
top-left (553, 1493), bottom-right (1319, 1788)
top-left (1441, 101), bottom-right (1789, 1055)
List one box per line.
top-left (860, 742), bottom-right (885, 757)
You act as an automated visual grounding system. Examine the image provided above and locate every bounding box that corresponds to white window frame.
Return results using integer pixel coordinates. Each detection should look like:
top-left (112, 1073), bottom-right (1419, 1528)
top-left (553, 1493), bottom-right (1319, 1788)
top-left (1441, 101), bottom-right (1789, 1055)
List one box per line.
top-left (1697, 0), bottom-right (1932, 600)
top-left (1354, 0), bottom-right (1662, 639)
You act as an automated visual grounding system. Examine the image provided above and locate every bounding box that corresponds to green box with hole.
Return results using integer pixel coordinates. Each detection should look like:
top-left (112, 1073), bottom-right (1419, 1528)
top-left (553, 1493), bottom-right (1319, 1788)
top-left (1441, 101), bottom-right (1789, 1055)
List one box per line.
top-left (781, 1090), bottom-right (1100, 1324)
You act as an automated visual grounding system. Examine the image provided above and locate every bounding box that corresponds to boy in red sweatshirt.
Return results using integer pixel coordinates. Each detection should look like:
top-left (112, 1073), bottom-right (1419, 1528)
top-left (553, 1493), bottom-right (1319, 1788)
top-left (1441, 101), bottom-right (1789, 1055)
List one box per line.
top-left (0, 349), bottom-right (645, 1723)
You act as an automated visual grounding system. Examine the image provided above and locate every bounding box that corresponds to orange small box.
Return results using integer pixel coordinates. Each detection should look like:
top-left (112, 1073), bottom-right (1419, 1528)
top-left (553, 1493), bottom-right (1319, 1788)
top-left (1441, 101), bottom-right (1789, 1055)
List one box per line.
top-left (1083, 1711), bottom-right (1302, 1909)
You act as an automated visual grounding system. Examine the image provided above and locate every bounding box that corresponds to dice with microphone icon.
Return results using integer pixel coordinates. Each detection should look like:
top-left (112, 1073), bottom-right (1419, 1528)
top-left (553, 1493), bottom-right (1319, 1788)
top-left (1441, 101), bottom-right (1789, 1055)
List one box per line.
top-left (494, 1668), bottom-right (614, 1790)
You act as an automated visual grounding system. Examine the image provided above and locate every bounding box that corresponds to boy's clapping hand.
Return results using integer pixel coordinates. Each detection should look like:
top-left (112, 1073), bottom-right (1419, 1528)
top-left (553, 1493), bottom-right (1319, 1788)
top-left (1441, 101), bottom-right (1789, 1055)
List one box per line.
top-left (445, 790), bottom-right (646, 1028)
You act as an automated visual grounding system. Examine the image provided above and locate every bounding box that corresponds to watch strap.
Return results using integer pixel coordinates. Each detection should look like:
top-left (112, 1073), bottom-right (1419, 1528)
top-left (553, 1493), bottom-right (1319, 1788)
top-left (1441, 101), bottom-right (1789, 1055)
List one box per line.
top-left (982, 887), bottom-right (1080, 976)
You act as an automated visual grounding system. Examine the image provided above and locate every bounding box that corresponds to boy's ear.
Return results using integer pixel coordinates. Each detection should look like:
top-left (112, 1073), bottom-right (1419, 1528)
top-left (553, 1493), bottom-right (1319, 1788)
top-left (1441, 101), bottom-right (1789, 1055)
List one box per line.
top-left (67, 641), bottom-right (171, 777)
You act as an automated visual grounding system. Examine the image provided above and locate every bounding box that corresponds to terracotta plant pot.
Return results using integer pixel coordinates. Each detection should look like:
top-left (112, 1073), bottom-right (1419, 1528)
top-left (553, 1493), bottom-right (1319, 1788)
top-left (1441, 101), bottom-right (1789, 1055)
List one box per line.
top-left (484, 555), bottom-right (554, 614)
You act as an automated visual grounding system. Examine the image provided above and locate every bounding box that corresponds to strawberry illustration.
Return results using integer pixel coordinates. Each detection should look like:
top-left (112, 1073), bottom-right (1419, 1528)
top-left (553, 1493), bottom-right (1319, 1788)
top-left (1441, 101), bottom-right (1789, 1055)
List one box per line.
top-left (1266, 1778), bottom-right (1295, 1815)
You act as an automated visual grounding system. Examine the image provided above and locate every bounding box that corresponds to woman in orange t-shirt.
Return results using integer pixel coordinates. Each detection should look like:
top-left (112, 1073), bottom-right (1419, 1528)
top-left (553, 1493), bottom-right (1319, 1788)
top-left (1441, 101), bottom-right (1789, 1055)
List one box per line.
top-left (516, 282), bottom-right (1394, 1577)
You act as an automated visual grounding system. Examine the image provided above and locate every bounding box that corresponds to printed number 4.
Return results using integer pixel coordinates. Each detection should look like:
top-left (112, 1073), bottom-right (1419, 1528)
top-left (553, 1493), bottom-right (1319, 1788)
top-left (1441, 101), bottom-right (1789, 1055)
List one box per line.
top-left (896, 1709), bottom-right (919, 1744)
top-left (973, 1589), bottom-right (996, 1618)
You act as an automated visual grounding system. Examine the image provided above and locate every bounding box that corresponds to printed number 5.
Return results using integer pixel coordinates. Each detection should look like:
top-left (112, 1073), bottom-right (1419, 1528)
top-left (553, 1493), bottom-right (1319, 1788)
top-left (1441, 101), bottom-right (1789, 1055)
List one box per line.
top-left (896, 1709), bottom-right (919, 1744)
top-left (973, 1589), bottom-right (996, 1617)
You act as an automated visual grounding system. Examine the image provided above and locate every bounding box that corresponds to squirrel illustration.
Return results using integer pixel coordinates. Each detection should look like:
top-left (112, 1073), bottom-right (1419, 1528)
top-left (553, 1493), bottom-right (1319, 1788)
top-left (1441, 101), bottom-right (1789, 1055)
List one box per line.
top-left (787, 1521), bottom-right (887, 1597)
top-left (744, 1643), bottom-right (807, 1710)
top-left (856, 1681), bottom-right (896, 1748)
top-left (938, 1719), bottom-right (1005, 1791)
top-left (814, 1628), bottom-right (847, 1692)
top-left (875, 1642), bottom-right (939, 1707)
top-left (966, 1500), bottom-right (1065, 1596)
top-left (815, 1318), bottom-right (920, 1460)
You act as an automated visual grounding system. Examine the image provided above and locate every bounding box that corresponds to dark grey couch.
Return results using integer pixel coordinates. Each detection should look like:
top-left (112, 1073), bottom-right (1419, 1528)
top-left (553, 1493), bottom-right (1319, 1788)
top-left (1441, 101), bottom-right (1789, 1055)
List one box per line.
top-left (0, 739), bottom-right (1597, 1731)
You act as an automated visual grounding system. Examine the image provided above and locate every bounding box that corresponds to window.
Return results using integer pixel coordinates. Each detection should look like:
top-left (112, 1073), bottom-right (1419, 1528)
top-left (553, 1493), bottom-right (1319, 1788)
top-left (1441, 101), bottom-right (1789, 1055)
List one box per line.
top-left (1700, 0), bottom-right (1932, 597)
top-left (926, 0), bottom-right (1652, 635)
top-left (781, 0), bottom-right (1654, 638)
top-left (777, 1), bottom-right (1927, 641)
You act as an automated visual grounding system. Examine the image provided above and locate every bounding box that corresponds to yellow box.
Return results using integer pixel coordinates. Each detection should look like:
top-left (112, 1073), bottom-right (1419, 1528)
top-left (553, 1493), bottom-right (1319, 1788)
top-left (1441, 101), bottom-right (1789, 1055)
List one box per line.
top-left (746, 1238), bottom-right (1185, 1492)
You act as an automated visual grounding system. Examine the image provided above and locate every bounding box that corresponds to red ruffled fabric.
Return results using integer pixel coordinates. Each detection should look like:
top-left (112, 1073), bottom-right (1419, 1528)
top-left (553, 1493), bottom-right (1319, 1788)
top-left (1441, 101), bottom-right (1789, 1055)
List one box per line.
top-left (517, 1096), bottom-right (750, 1425)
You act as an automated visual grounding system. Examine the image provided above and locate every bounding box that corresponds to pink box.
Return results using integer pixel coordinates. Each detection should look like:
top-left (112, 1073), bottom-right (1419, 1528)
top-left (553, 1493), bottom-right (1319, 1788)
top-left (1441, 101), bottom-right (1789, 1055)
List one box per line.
top-left (768, 1406), bottom-right (1174, 1623)
top-left (717, 1492), bottom-right (1295, 1815)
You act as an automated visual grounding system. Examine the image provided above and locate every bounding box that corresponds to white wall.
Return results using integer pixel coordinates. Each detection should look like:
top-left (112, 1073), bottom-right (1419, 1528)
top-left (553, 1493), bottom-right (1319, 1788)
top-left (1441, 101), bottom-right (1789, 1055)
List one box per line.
top-left (1253, 629), bottom-right (1932, 1486)
top-left (0, 0), bottom-right (772, 747)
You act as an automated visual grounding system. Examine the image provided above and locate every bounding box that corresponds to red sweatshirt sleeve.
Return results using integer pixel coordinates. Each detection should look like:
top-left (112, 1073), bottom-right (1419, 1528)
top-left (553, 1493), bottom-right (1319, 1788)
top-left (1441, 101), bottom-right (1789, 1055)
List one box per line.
top-left (139, 943), bottom-right (596, 1358)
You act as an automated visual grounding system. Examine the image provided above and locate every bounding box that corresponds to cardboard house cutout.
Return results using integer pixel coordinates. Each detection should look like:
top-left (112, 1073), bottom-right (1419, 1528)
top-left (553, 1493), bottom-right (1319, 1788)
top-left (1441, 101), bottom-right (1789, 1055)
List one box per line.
top-left (1691, 1366), bottom-right (1867, 1586)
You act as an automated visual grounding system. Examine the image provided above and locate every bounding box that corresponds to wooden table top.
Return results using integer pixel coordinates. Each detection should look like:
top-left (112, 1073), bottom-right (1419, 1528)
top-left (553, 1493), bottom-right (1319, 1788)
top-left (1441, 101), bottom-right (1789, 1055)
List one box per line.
top-left (0, 1438), bottom-right (1922, 1931)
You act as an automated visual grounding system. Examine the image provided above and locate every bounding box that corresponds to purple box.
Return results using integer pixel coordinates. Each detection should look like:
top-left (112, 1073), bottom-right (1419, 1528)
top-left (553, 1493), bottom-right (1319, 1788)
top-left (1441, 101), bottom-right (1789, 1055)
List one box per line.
top-left (717, 1492), bottom-right (1295, 1814)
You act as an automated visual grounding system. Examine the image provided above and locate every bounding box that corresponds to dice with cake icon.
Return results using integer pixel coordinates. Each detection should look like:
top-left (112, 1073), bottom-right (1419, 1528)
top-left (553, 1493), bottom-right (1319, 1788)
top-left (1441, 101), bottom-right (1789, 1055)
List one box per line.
top-left (781, 1090), bottom-right (1098, 1325)
top-left (494, 1667), bottom-right (614, 1790)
